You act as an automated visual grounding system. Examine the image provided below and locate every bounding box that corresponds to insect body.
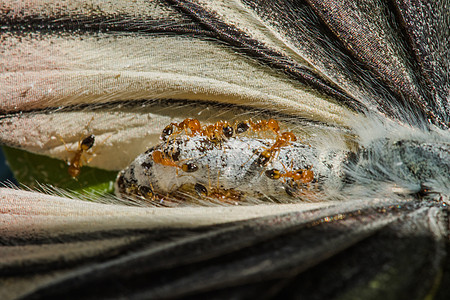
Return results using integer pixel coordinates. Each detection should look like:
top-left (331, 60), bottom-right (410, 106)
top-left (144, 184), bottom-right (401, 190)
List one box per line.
top-left (161, 118), bottom-right (202, 141)
top-left (69, 134), bottom-right (95, 178)
top-left (203, 121), bottom-right (234, 144)
top-left (235, 119), bottom-right (280, 136)
top-left (257, 132), bottom-right (297, 166)
top-left (161, 118), bottom-right (284, 145)
top-left (115, 135), bottom-right (348, 203)
top-left (152, 149), bottom-right (199, 174)
top-left (162, 118), bottom-right (235, 144)
top-left (265, 166), bottom-right (315, 184)
top-left (59, 134), bottom-right (96, 178)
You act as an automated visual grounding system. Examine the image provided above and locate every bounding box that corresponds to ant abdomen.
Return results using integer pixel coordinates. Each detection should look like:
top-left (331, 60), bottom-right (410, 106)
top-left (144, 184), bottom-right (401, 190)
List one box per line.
top-left (222, 125), bottom-right (234, 138)
top-left (236, 122), bottom-right (250, 134)
top-left (80, 135), bottom-right (95, 150)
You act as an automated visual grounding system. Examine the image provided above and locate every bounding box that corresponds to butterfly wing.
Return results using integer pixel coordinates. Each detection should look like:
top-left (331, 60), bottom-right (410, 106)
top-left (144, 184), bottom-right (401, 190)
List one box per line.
top-left (0, 0), bottom-right (449, 299)
top-left (1, 189), bottom-right (448, 299)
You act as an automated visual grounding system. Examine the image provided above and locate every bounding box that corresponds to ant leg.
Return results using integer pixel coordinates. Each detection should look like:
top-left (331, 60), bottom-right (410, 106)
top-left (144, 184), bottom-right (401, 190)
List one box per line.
top-left (58, 135), bottom-right (78, 170)
top-left (80, 133), bottom-right (112, 165)
top-left (216, 169), bottom-right (221, 191)
top-left (76, 136), bottom-right (103, 166)
top-left (83, 116), bottom-right (96, 136)
top-left (58, 135), bottom-right (76, 154)
top-left (83, 153), bottom-right (95, 165)
top-left (90, 134), bottom-right (112, 155)
top-left (207, 165), bottom-right (213, 190)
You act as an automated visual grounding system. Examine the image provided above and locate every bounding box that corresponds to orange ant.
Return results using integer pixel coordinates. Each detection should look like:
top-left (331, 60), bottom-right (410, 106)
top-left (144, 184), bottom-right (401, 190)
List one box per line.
top-left (194, 183), bottom-right (243, 202)
top-left (59, 134), bottom-right (96, 178)
top-left (59, 116), bottom-right (111, 178)
top-left (161, 118), bottom-right (202, 141)
top-left (202, 121), bottom-right (234, 143)
top-left (235, 118), bottom-right (280, 136)
top-left (265, 165), bottom-right (314, 184)
top-left (265, 165), bottom-right (315, 198)
top-left (161, 118), bottom-right (281, 142)
top-left (152, 150), bottom-right (199, 173)
top-left (161, 118), bottom-right (235, 144)
top-left (257, 131), bottom-right (297, 166)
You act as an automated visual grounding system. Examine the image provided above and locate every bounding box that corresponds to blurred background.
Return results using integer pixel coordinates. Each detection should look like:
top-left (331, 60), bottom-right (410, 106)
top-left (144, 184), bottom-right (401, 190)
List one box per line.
top-left (0, 147), bottom-right (17, 185)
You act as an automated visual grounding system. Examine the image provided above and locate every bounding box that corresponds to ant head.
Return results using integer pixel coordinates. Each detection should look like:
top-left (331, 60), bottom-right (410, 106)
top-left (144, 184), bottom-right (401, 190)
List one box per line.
top-left (301, 168), bottom-right (315, 183)
top-left (81, 135), bottom-right (95, 150)
top-left (161, 124), bottom-right (174, 141)
top-left (152, 150), bottom-right (164, 163)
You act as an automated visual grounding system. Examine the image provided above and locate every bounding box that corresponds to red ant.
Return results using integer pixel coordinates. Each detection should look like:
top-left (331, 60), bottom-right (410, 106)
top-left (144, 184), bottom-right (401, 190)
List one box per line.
top-left (162, 118), bottom-right (282, 142)
top-left (265, 165), bottom-right (315, 198)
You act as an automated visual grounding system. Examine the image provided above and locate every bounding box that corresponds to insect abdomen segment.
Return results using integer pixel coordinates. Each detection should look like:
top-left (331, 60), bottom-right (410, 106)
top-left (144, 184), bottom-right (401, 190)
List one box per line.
top-left (115, 136), bottom-right (348, 202)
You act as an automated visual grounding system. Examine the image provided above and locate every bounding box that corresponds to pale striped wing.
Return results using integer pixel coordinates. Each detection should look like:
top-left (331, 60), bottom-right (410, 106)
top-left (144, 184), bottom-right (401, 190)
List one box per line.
top-left (1, 189), bottom-right (448, 299)
top-left (1, 0), bottom-right (449, 299)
